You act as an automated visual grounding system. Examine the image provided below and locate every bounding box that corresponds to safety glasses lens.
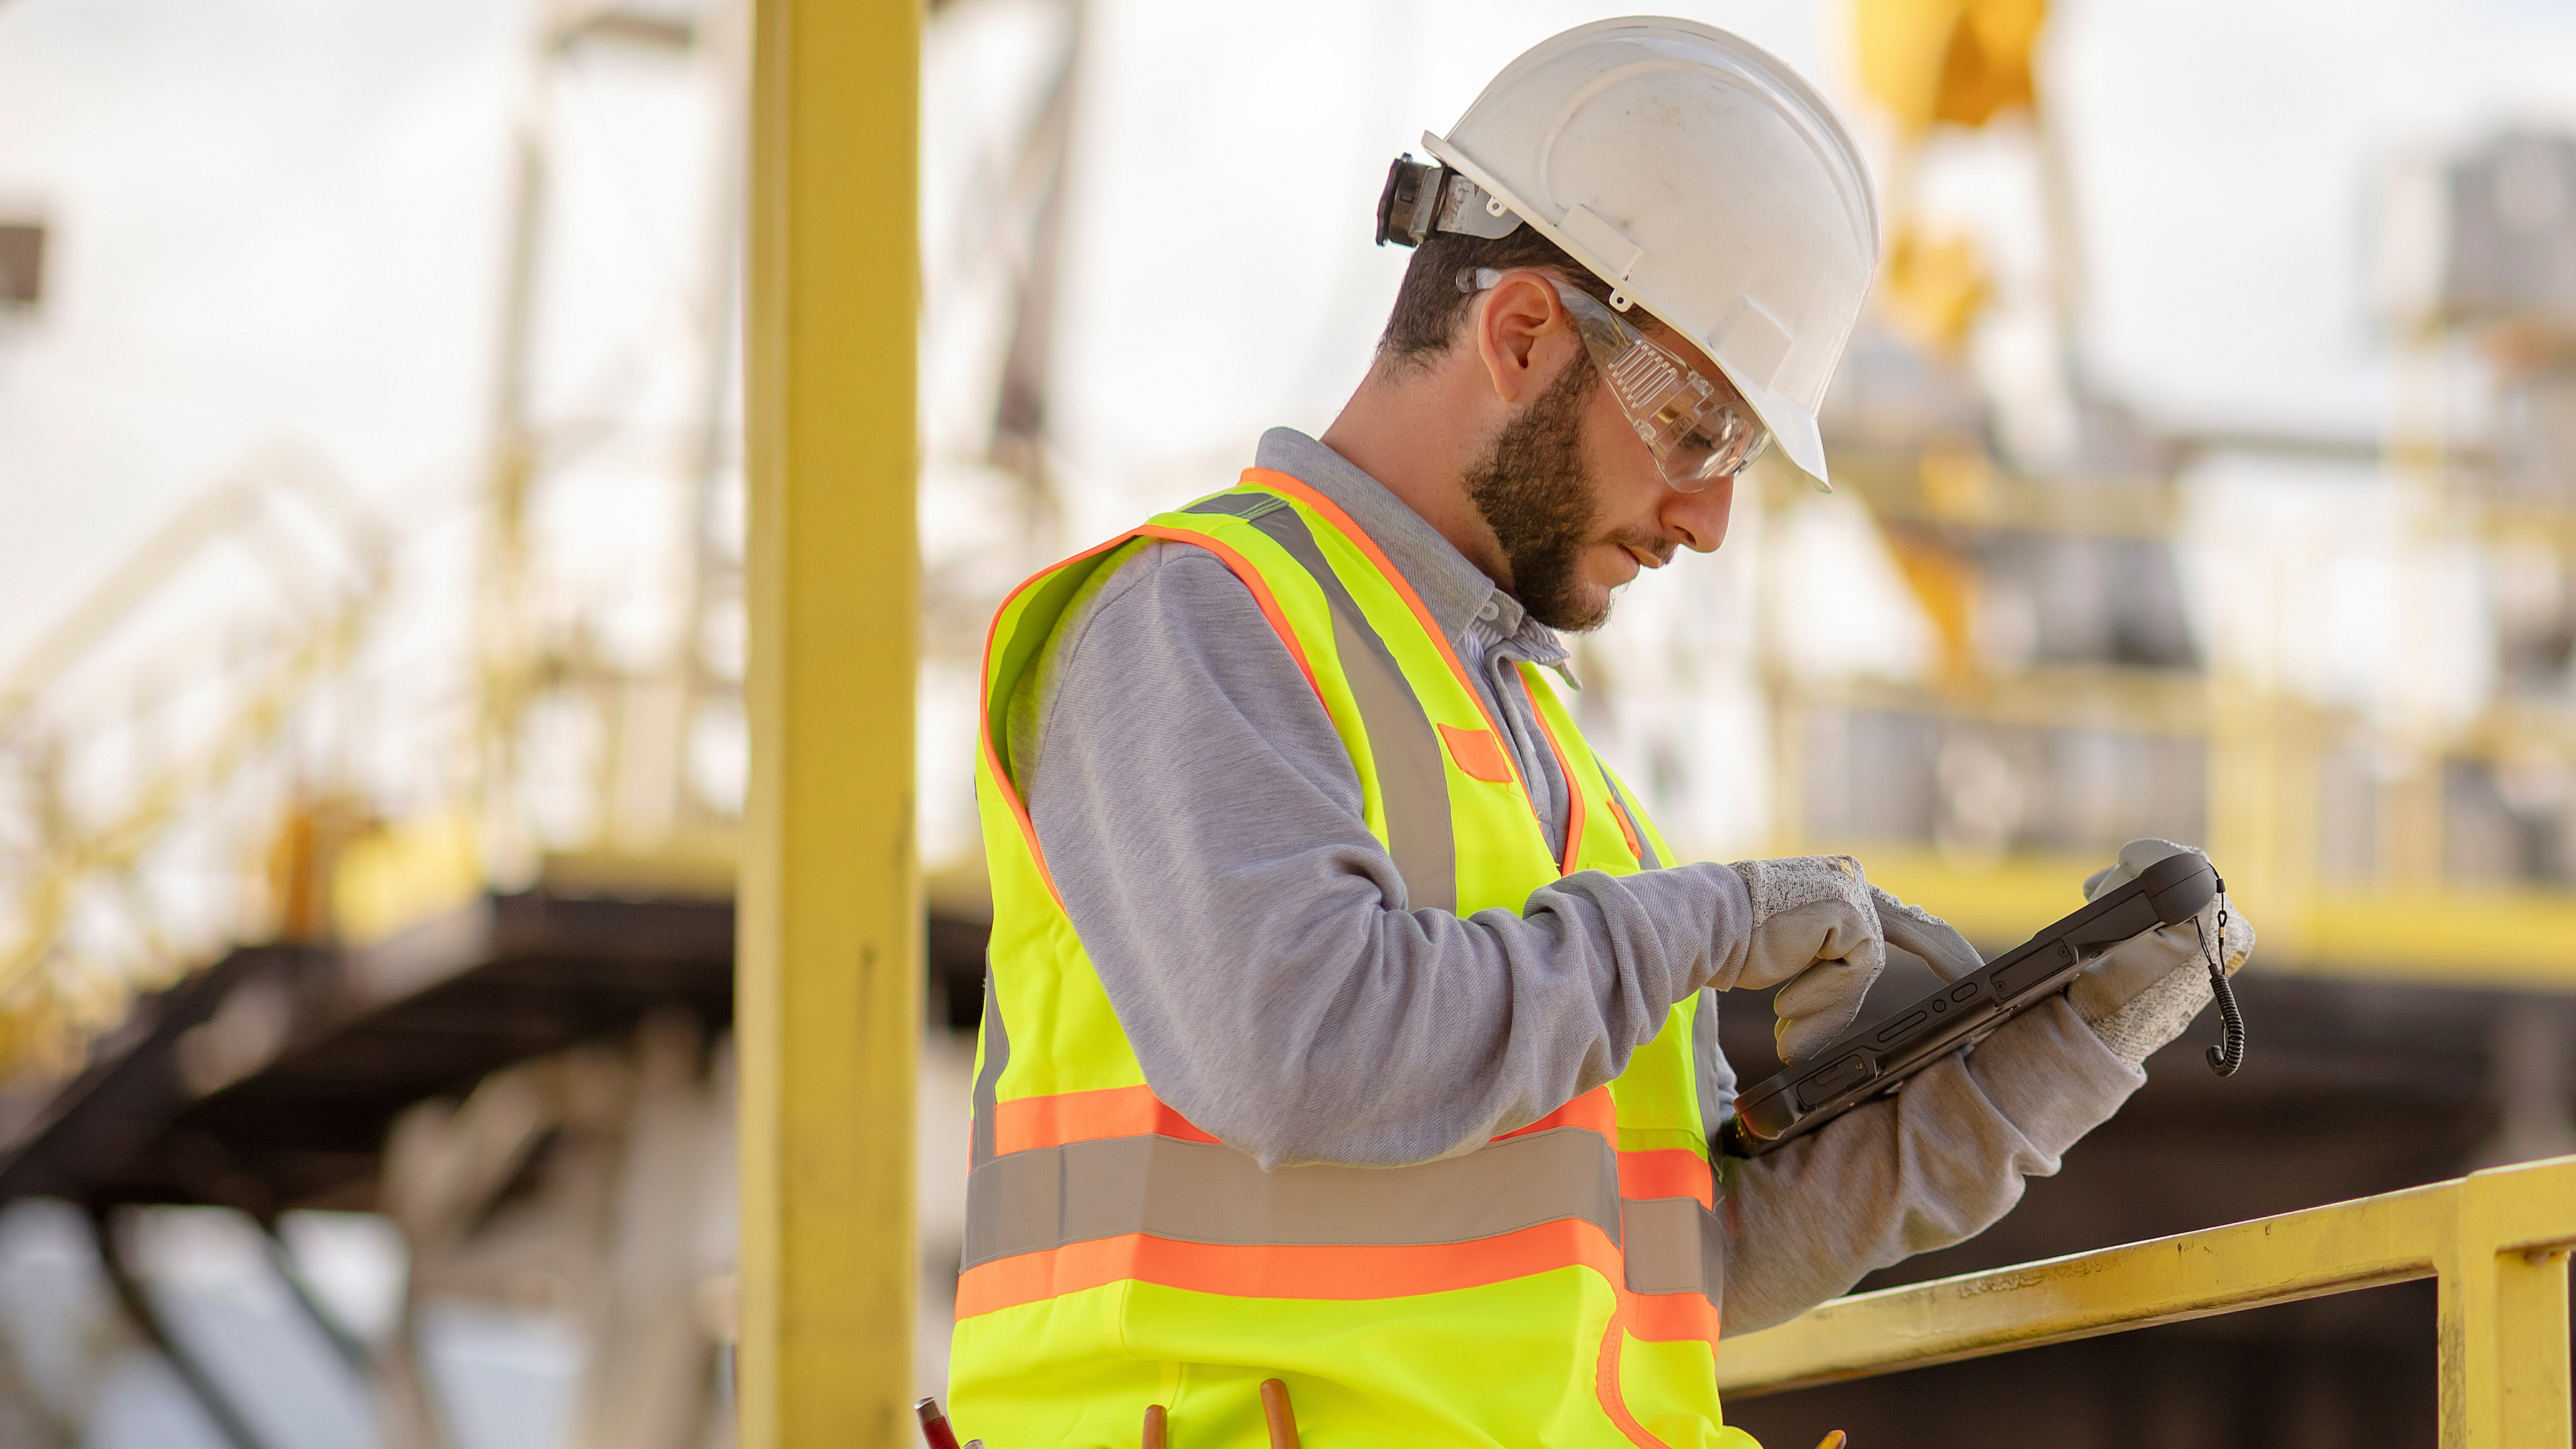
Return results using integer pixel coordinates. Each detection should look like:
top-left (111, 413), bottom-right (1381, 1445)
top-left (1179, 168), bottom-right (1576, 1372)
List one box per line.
top-left (1662, 418), bottom-right (1770, 493)
top-left (1556, 281), bottom-right (1767, 492)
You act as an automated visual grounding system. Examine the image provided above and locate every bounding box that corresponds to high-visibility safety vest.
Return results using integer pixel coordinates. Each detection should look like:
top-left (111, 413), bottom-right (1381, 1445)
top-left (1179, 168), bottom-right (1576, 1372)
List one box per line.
top-left (952, 468), bottom-right (1760, 1449)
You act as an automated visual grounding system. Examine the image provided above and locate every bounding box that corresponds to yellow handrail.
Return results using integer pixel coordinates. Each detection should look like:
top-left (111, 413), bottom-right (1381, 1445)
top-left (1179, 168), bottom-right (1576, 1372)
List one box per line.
top-left (1714, 1155), bottom-right (2576, 1447)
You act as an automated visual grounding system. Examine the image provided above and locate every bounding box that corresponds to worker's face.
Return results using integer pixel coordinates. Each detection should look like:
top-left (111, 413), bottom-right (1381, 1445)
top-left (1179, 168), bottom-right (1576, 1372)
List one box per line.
top-left (1464, 297), bottom-right (1737, 632)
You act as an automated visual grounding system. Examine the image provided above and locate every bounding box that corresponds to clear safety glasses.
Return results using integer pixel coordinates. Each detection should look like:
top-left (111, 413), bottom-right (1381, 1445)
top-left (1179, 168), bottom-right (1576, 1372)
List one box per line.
top-left (1468, 268), bottom-right (1770, 493)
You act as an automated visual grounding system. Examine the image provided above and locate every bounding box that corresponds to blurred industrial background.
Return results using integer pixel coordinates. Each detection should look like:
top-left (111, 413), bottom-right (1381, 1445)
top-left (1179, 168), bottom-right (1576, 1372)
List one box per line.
top-left (0, 0), bottom-right (2572, 1444)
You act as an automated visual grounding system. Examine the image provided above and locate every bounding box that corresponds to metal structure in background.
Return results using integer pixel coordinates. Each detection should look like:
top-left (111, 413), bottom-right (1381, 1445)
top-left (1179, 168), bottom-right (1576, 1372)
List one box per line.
top-left (738, 2), bottom-right (919, 1448)
top-left (1, 3), bottom-right (771, 1446)
top-left (1716, 1153), bottom-right (2576, 1448)
top-left (0, 0), bottom-right (761, 1090)
top-left (1765, 0), bottom-right (2576, 991)
top-left (1, 0), bottom-right (950, 1431)
top-left (472, 0), bottom-right (750, 888)
top-left (976, 0), bottom-right (1078, 538)
top-left (0, 450), bottom-right (389, 1080)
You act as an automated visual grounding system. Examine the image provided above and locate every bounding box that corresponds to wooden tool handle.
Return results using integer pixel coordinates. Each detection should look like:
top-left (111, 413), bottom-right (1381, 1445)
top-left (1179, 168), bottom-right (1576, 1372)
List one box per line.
top-left (1259, 1379), bottom-right (1300, 1449)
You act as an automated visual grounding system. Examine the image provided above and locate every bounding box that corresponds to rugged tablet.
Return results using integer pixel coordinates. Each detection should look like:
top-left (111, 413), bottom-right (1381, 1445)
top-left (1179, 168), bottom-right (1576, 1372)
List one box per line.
top-left (1719, 851), bottom-right (2221, 1158)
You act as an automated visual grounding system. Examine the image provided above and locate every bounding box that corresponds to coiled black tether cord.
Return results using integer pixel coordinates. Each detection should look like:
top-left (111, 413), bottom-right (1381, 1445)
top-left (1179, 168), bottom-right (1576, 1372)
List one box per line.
top-left (2196, 886), bottom-right (2245, 1077)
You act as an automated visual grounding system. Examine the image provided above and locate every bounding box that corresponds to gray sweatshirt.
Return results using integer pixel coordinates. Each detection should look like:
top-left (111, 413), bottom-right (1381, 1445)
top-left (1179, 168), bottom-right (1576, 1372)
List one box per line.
top-left (1007, 427), bottom-right (2145, 1334)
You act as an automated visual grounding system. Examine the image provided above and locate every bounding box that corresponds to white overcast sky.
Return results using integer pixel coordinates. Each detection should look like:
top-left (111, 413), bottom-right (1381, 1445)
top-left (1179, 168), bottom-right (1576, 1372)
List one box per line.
top-left (3, 0), bottom-right (2575, 678)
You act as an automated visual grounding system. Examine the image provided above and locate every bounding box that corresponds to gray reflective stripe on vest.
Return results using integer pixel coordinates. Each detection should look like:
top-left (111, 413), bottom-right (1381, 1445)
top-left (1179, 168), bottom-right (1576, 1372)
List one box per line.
top-left (971, 964), bottom-right (1009, 1168)
top-left (1186, 492), bottom-right (1457, 912)
top-left (1619, 1194), bottom-right (1726, 1299)
top-left (962, 1127), bottom-right (1723, 1308)
top-left (1692, 987), bottom-right (1732, 1143)
top-left (1184, 492), bottom-right (1292, 523)
top-left (965, 1125), bottom-right (1616, 1269)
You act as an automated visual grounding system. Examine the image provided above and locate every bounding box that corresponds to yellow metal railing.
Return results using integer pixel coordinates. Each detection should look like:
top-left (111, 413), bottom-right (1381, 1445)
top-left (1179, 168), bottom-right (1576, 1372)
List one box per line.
top-left (1715, 1155), bottom-right (2576, 1446)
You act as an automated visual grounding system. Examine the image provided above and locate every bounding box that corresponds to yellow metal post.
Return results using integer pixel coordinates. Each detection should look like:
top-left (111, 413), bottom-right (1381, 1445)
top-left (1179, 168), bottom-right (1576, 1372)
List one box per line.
top-left (739, 0), bottom-right (920, 1445)
top-left (2445, 1162), bottom-right (2575, 1449)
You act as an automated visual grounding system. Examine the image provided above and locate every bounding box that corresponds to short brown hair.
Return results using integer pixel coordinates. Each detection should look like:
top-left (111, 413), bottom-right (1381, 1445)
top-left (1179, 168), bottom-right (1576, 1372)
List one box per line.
top-left (1375, 225), bottom-right (1622, 370)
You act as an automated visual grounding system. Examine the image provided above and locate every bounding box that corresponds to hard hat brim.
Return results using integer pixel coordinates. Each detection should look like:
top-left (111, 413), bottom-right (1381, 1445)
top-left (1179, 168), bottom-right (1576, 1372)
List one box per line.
top-left (1733, 378), bottom-right (1833, 493)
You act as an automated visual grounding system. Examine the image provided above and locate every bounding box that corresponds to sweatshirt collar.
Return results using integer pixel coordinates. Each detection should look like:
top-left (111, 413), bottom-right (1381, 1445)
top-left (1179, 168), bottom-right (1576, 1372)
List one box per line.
top-left (1252, 427), bottom-right (1572, 676)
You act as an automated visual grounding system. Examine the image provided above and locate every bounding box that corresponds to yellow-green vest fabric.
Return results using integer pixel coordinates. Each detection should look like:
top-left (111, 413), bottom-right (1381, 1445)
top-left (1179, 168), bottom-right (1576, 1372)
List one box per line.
top-left (952, 468), bottom-right (1757, 1448)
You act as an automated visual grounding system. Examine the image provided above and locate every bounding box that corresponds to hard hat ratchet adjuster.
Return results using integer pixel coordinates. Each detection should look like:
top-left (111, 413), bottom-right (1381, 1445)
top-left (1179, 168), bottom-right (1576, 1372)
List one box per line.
top-left (1375, 154), bottom-right (1523, 249)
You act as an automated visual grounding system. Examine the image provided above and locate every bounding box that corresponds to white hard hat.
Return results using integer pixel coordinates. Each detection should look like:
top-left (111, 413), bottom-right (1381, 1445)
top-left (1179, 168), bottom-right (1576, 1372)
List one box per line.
top-left (1406, 18), bottom-right (1880, 490)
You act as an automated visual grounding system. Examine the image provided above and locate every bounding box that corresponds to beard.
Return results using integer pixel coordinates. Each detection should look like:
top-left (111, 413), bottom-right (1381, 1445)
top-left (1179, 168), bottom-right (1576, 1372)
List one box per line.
top-left (1463, 355), bottom-right (1615, 631)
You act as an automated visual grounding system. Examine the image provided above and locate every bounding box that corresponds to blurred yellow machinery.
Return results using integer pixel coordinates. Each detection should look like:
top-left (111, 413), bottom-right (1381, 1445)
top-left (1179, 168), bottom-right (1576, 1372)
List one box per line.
top-left (1777, 0), bottom-right (2576, 986)
top-left (1780, 436), bottom-right (2576, 987)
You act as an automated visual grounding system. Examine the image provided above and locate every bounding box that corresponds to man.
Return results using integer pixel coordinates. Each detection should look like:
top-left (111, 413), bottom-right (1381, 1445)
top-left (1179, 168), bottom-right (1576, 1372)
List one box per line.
top-left (947, 19), bottom-right (2252, 1448)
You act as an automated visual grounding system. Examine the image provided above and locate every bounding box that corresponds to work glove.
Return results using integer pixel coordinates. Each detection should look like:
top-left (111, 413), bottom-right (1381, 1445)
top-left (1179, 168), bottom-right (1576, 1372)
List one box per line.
top-left (2064, 838), bottom-right (2256, 1068)
top-left (1724, 857), bottom-right (1983, 1062)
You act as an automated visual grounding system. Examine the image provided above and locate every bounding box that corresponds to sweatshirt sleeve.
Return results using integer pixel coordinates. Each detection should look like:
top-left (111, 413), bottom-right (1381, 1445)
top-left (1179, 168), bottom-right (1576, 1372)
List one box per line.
top-left (1018, 540), bottom-right (1755, 1169)
top-left (1714, 993), bottom-right (2147, 1335)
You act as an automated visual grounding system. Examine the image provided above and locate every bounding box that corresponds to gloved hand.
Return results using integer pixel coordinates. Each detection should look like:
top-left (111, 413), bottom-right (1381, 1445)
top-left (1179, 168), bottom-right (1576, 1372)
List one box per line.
top-left (2065, 839), bottom-right (2256, 1068)
top-left (1870, 886), bottom-right (1985, 983)
top-left (1725, 857), bottom-right (1983, 1061)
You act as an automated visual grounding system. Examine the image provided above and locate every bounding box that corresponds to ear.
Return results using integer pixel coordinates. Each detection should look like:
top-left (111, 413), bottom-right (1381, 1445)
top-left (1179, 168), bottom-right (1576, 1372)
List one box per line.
top-left (1470, 270), bottom-right (1567, 406)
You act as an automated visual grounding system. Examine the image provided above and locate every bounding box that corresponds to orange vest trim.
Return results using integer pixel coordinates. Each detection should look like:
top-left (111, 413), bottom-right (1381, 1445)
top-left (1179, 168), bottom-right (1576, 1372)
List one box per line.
top-left (1521, 668), bottom-right (1590, 873)
top-left (1495, 1085), bottom-right (1619, 1139)
top-left (976, 530), bottom-right (1140, 912)
top-left (990, 1081), bottom-right (1707, 1209)
top-left (954, 1216), bottom-right (1628, 1319)
top-left (1616, 1148), bottom-right (1717, 1210)
top-left (1622, 1285), bottom-right (1723, 1345)
top-left (991, 1084), bottom-right (1218, 1155)
top-left (1594, 1317), bottom-right (1667, 1449)
top-left (1606, 782), bottom-right (1647, 859)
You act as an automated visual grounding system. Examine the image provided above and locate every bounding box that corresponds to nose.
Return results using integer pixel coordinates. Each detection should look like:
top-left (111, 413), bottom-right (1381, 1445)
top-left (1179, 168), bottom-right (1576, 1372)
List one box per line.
top-left (1659, 474), bottom-right (1737, 553)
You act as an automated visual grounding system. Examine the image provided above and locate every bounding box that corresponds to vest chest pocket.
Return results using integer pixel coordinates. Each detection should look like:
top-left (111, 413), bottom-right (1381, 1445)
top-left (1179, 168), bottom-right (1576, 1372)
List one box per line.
top-left (1438, 723), bottom-right (1515, 783)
